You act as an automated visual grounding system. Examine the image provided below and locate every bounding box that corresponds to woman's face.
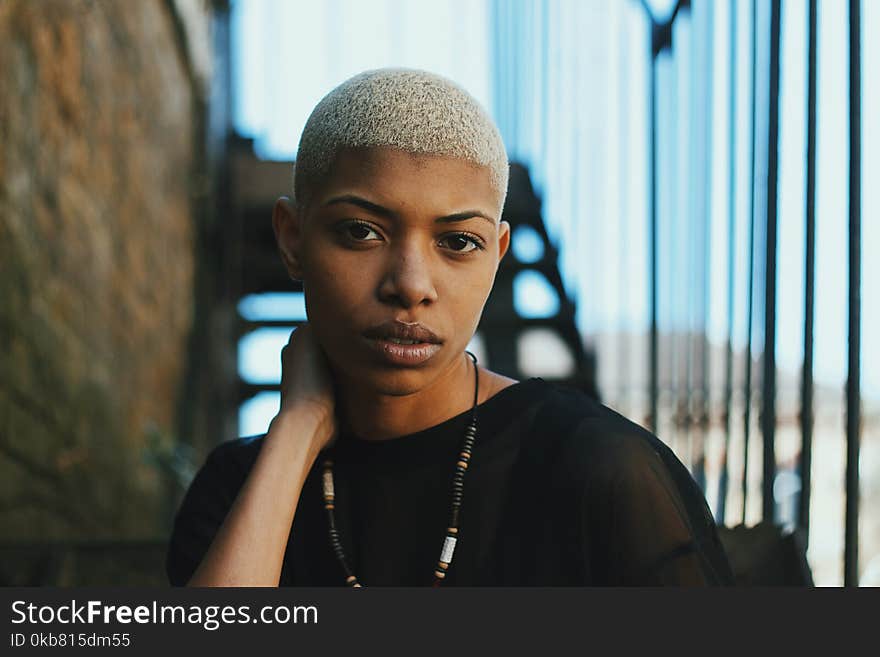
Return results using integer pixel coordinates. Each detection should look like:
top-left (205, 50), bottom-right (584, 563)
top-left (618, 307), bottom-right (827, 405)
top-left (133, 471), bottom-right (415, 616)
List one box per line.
top-left (286, 146), bottom-right (509, 396)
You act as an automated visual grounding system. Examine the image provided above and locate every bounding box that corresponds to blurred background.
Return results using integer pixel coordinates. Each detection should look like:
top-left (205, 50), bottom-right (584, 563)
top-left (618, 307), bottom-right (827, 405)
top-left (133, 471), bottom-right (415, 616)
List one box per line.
top-left (0, 0), bottom-right (875, 587)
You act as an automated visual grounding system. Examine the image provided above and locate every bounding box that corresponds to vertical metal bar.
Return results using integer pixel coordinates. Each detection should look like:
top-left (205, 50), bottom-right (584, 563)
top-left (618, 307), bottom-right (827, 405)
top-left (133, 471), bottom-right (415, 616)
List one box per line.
top-left (718, 0), bottom-right (737, 524)
top-left (741, 0), bottom-right (758, 526)
top-left (761, 0), bottom-right (781, 523)
top-left (618, 7), bottom-right (632, 414)
top-left (669, 41), bottom-right (682, 457)
top-left (681, 3), bottom-right (697, 487)
top-left (798, 0), bottom-right (817, 543)
top-left (511, 0), bottom-right (521, 152)
top-left (686, 7), bottom-right (697, 484)
top-left (670, 8), bottom-right (687, 464)
top-left (649, 33), bottom-right (659, 435)
top-left (569, 3), bottom-right (583, 328)
top-left (697, 0), bottom-right (714, 494)
top-left (503, 0), bottom-right (512, 148)
top-left (540, 0), bottom-right (549, 171)
top-left (844, 0), bottom-right (862, 589)
top-left (490, 0), bottom-right (500, 134)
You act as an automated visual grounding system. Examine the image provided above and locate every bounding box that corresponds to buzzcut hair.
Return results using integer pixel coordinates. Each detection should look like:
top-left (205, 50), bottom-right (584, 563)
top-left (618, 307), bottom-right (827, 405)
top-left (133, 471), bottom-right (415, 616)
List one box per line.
top-left (293, 68), bottom-right (509, 211)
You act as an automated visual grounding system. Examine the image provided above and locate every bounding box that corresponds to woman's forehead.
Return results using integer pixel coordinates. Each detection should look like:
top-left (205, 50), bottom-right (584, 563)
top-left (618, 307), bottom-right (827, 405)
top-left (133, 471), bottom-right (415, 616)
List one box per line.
top-left (313, 147), bottom-right (502, 217)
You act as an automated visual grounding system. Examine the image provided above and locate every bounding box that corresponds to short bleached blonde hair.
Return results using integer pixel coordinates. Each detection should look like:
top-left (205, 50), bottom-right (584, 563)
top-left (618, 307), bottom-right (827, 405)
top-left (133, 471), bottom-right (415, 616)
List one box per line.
top-left (293, 68), bottom-right (509, 211)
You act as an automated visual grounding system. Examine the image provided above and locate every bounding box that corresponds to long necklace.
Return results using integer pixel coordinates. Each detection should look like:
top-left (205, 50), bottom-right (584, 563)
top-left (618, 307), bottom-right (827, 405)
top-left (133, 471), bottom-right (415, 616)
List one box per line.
top-left (321, 351), bottom-right (480, 587)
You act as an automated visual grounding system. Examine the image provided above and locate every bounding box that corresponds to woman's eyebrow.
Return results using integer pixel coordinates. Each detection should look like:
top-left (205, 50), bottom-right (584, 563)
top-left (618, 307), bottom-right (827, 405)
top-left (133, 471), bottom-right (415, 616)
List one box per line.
top-left (436, 211), bottom-right (496, 226)
top-left (323, 194), bottom-right (394, 219)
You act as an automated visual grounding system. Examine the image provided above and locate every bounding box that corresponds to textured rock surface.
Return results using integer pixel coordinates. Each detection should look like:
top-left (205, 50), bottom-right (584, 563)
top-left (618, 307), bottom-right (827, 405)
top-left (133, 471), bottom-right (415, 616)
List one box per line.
top-left (0, 0), bottom-right (204, 544)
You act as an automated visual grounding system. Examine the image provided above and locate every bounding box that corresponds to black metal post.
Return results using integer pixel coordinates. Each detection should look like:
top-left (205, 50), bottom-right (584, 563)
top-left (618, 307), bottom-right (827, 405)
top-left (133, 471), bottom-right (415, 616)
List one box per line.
top-left (798, 0), bottom-right (817, 544)
top-left (761, 0), bottom-right (781, 523)
top-left (703, 1), bottom-right (714, 495)
top-left (718, 0), bottom-right (737, 524)
top-left (641, 0), bottom-right (686, 440)
top-left (741, 0), bottom-right (758, 526)
top-left (649, 32), bottom-right (659, 435)
top-left (682, 3), bottom-right (701, 493)
top-left (692, 0), bottom-right (713, 495)
top-left (844, 0), bottom-right (862, 588)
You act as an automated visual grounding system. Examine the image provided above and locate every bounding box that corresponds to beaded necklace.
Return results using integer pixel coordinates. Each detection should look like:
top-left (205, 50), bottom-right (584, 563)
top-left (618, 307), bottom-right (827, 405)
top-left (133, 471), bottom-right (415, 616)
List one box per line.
top-left (321, 351), bottom-right (480, 587)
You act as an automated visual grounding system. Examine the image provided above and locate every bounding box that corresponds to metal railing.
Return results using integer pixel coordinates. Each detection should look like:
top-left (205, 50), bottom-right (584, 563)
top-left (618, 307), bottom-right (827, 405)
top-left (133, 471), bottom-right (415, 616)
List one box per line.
top-left (642, 0), bottom-right (863, 586)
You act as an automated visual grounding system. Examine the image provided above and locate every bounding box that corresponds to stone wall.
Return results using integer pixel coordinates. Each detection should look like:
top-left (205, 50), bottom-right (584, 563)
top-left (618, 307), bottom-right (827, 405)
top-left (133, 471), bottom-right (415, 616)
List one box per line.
top-left (0, 0), bottom-right (211, 550)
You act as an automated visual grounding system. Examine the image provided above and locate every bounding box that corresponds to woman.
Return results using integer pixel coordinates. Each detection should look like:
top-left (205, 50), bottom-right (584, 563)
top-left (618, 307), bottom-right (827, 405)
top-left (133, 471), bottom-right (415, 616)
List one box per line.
top-left (167, 68), bottom-right (734, 587)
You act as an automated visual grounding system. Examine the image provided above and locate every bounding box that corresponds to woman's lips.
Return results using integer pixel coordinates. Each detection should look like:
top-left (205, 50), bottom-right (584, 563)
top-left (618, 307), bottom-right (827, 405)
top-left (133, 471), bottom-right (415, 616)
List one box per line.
top-left (361, 320), bottom-right (443, 366)
top-left (364, 337), bottom-right (442, 366)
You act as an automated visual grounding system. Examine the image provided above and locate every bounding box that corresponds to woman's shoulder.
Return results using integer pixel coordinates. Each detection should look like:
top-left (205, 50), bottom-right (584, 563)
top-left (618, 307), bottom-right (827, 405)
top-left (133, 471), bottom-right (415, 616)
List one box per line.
top-left (515, 380), bottom-right (687, 485)
top-left (525, 380), bottom-right (720, 535)
top-left (519, 379), bottom-right (654, 448)
top-left (194, 433), bottom-right (268, 487)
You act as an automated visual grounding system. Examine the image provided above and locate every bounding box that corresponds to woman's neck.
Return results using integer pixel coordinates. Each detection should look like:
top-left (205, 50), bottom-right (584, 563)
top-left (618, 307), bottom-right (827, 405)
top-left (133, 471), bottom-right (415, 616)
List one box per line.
top-left (335, 354), bottom-right (512, 441)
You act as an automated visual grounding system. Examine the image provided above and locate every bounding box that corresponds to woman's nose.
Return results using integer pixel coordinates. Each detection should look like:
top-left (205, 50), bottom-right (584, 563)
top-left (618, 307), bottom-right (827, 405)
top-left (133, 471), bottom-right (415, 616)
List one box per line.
top-left (376, 242), bottom-right (439, 308)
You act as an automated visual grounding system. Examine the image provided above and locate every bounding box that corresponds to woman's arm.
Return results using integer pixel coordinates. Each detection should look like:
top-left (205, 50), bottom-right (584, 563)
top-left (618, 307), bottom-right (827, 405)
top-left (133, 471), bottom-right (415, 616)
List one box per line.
top-left (185, 324), bottom-right (337, 587)
top-left (186, 406), bottom-right (330, 586)
top-left (584, 429), bottom-right (734, 586)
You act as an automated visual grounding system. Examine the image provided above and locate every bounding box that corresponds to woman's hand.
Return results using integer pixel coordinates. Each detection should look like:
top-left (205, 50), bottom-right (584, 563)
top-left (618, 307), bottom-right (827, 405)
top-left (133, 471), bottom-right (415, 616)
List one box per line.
top-left (274, 323), bottom-right (337, 450)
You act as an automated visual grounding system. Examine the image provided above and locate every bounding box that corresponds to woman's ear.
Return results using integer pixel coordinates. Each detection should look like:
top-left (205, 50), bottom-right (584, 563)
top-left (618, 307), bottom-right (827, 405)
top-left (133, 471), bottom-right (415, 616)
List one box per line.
top-left (497, 220), bottom-right (511, 262)
top-left (272, 196), bottom-right (305, 281)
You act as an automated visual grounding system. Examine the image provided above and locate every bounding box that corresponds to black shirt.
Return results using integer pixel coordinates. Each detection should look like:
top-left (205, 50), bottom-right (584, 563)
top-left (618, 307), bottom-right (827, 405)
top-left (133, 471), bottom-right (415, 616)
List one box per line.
top-left (166, 378), bottom-right (734, 586)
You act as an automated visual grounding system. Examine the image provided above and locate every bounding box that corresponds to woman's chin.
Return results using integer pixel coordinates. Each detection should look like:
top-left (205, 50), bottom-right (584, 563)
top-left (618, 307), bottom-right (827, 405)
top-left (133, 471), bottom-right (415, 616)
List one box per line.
top-left (349, 367), bottom-right (435, 397)
top-left (328, 357), bottom-right (449, 398)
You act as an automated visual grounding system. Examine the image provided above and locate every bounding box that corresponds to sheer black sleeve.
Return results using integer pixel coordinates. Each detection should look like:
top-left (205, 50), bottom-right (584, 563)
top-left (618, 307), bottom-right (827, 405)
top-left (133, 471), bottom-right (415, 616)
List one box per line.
top-left (165, 439), bottom-right (257, 586)
top-left (577, 419), bottom-right (734, 586)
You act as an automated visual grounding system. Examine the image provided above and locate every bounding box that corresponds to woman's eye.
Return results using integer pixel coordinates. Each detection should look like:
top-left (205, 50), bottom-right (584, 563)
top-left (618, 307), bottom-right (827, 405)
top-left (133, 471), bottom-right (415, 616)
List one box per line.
top-left (440, 234), bottom-right (483, 253)
top-left (344, 222), bottom-right (382, 241)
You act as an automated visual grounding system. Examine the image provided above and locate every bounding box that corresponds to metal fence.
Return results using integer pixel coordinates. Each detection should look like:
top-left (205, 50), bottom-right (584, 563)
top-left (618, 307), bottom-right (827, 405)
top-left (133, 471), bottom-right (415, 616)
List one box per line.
top-left (644, 0), bottom-right (864, 586)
